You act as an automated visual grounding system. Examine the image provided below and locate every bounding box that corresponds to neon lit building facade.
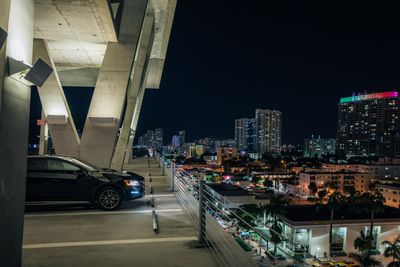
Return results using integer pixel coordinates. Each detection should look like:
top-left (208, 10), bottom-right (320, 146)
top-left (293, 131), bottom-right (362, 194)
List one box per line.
top-left (337, 91), bottom-right (400, 157)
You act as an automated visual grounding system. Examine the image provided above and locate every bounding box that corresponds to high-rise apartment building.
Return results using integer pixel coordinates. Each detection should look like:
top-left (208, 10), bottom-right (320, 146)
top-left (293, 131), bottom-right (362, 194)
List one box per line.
top-left (197, 137), bottom-right (216, 153)
top-left (303, 135), bottom-right (336, 158)
top-left (155, 128), bottom-right (163, 149)
top-left (138, 129), bottom-right (163, 149)
top-left (254, 109), bottom-right (282, 154)
top-left (178, 130), bottom-right (186, 154)
top-left (337, 91), bottom-right (400, 157)
top-left (235, 118), bottom-right (255, 152)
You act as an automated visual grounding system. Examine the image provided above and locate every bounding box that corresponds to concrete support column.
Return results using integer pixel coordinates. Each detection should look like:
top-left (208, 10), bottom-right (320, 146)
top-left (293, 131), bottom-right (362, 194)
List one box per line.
top-left (0, 0), bottom-right (34, 266)
top-left (80, 0), bottom-right (148, 168)
top-left (123, 80), bottom-right (147, 166)
top-left (33, 39), bottom-right (80, 157)
top-left (110, 7), bottom-right (154, 170)
top-left (38, 110), bottom-right (49, 155)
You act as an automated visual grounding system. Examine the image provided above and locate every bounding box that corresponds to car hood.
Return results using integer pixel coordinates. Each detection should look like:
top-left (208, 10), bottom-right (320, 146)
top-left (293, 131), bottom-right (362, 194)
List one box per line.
top-left (92, 169), bottom-right (144, 182)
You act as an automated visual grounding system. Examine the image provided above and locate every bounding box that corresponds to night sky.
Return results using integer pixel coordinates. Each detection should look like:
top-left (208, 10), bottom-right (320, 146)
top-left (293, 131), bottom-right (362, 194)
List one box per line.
top-left (29, 3), bottom-right (400, 145)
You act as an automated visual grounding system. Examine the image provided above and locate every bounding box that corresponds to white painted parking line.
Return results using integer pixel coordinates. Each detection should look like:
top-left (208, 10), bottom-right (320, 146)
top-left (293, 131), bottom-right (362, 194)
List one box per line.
top-left (145, 194), bottom-right (175, 197)
top-left (23, 236), bottom-right (197, 249)
top-left (24, 208), bottom-right (183, 218)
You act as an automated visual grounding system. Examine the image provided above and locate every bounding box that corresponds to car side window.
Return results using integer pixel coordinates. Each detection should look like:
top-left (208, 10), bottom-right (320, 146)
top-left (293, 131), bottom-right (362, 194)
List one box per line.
top-left (27, 158), bottom-right (44, 171)
top-left (46, 159), bottom-right (80, 172)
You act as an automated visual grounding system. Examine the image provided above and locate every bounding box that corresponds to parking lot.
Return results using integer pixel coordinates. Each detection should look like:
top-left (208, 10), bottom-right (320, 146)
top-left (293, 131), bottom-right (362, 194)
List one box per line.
top-left (22, 158), bottom-right (217, 267)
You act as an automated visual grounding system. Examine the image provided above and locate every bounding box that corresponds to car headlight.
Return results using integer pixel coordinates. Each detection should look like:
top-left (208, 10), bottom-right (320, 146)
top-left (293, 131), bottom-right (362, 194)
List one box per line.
top-left (123, 180), bottom-right (141, 187)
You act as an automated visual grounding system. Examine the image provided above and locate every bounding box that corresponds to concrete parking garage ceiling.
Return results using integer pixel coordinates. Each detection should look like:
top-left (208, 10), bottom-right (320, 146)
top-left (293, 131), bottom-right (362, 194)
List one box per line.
top-left (34, 0), bottom-right (176, 88)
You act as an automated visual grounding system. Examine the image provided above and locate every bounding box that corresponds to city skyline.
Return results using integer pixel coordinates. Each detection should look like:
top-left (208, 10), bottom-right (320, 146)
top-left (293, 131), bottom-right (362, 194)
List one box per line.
top-left (27, 3), bottom-right (400, 146)
top-left (134, 3), bottom-right (400, 144)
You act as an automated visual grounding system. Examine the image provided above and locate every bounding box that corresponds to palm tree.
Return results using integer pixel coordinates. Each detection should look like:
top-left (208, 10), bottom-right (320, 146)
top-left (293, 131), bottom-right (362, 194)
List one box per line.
top-left (270, 220), bottom-right (283, 258)
top-left (350, 231), bottom-right (382, 267)
top-left (327, 191), bottom-right (343, 259)
top-left (262, 195), bottom-right (287, 259)
top-left (263, 194), bottom-right (288, 224)
top-left (359, 191), bottom-right (385, 238)
top-left (354, 230), bottom-right (374, 254)
top-left (382, 238), bottom-right (400, 266)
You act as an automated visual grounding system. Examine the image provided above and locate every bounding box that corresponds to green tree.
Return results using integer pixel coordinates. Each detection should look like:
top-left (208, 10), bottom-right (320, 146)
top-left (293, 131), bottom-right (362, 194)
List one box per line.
top-left (270, 220), bottom-right (283, 258)
top-left (263, 179), bottom-right (273, 189)
top-left (263, 194), bottom-right (288, 224)
top-left (354, 230), bottom-right (374, 253)
top-left (237, 204), bottom-right (261, 230)
top-left (359, 191), bottom-right (385, 238)
top-left (318, 189), bottom-right (327, 199)
top-left (382, 238), bottom-right (400, 266)
top-left (251, 176), bottom-right (262, 187)
top-left (350, 231), bottom-right (382, 267)
top-left (308, 181), bottom-right (318, 196)
top-left (343, 185), bottom-right (356, 195)
top-left (327, 191), bottom-right (343, 259)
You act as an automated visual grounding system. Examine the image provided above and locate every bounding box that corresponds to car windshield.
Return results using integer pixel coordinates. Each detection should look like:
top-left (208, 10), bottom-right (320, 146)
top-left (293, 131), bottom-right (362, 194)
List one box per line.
top-left (66, 158), bottom-right (100, 172)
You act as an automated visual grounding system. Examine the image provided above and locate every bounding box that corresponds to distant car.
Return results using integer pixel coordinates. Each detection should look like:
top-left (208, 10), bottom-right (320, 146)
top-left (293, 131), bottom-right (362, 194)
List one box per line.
top-left (26, 155), bottom-right (145, 210)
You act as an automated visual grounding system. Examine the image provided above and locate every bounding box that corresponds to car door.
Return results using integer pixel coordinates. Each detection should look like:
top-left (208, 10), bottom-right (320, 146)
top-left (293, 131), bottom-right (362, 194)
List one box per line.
top-left (45, 158), bottom-right (98, 201)
top-left (26, 158), bottom-right (47, 201)
top-left (43, 158), bottom-right (83, 201)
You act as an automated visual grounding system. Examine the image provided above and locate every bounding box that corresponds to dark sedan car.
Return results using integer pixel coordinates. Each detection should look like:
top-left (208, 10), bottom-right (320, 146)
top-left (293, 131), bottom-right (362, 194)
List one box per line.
top-left (26, 155), bottom-right (145, 210)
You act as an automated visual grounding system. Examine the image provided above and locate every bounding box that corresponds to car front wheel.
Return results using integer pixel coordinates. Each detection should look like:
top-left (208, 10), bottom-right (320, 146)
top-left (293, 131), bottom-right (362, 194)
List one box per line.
top-left (96, 187), bottom-right (122, 210)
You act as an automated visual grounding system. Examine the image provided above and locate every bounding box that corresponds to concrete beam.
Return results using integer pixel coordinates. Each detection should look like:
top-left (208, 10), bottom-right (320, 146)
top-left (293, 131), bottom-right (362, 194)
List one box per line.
top-left (58, 67), bottom-right (99, 87)
top-left (80, 0), bottom-right (148, 168)
top-left (111, 7), bottom-right (155, 170)
top-left (33, 39), bottom-right (80, 157)
top-left (145, 0), bottom-right (177, 89)
top-left (0, 0), bottom-right (33, 266)
top-left (123, 77), bottom-right (148, 166)
top-left (89, 0), bottom-right (118, 42)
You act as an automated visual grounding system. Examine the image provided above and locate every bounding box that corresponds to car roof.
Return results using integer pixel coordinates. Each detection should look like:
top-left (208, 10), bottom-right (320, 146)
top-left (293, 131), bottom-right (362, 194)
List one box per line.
top-left (27, 155), bottom-right (75, 160)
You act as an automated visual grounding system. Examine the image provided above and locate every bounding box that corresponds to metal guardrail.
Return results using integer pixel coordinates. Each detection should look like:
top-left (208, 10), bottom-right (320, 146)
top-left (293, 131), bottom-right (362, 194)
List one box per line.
top-left (156, 153), bottom-right (300, 267)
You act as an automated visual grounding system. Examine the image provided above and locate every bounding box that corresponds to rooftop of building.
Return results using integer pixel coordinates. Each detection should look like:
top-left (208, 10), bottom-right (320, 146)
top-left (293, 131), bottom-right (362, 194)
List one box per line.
top-left (208, 183), bottom-right (252, 197)
top-left (301, 170), bottom-right (365, 175)
top-left (339, 91), bottom-right (399, 104)
top-left (376, 183), bottom-right (400, 189)
top-left (280, 204), bottom-right (400, 225)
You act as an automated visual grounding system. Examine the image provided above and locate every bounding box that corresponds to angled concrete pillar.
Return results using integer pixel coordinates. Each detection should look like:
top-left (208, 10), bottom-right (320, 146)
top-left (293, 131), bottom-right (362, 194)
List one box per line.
top-left (38, 110), bottom-right (49, 155)
top-left (33, 39), bottom-right (80, 157)
top-left (0, 0), bottom-right (34, 266)
top-left (80, 0), bottom-right (148, 168)
top-left (123, 73), bottom-right (148, 166)
top-left (110, 7), bottom-right (154, 170)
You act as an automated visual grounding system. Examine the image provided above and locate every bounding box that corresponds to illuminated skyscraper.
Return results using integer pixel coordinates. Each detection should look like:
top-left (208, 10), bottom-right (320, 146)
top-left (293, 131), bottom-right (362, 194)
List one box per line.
top-left (178, 130), bottom-right (186, 154)
top-left (337, 91), bottom-right (400, 157)
top-left (234, 118), bottom-right (255, 152)
top-left (155, 128), bottom-right (163, 149)
top-left (303, 135), bottom-right (336, 158)
top-left (255, 109), bottom-right (282, 154)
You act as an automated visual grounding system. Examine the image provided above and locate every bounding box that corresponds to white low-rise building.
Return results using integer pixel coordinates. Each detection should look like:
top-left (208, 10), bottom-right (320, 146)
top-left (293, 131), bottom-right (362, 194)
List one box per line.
top-left (376, 183), bottom-right (400, 209)
top-left (276, 205), bottom-right (400, 259)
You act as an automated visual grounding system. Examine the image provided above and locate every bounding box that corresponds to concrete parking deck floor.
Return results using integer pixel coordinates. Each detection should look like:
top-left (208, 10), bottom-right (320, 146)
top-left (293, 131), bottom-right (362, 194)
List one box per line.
top-left (22, 158), bottom-right (218, 267)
